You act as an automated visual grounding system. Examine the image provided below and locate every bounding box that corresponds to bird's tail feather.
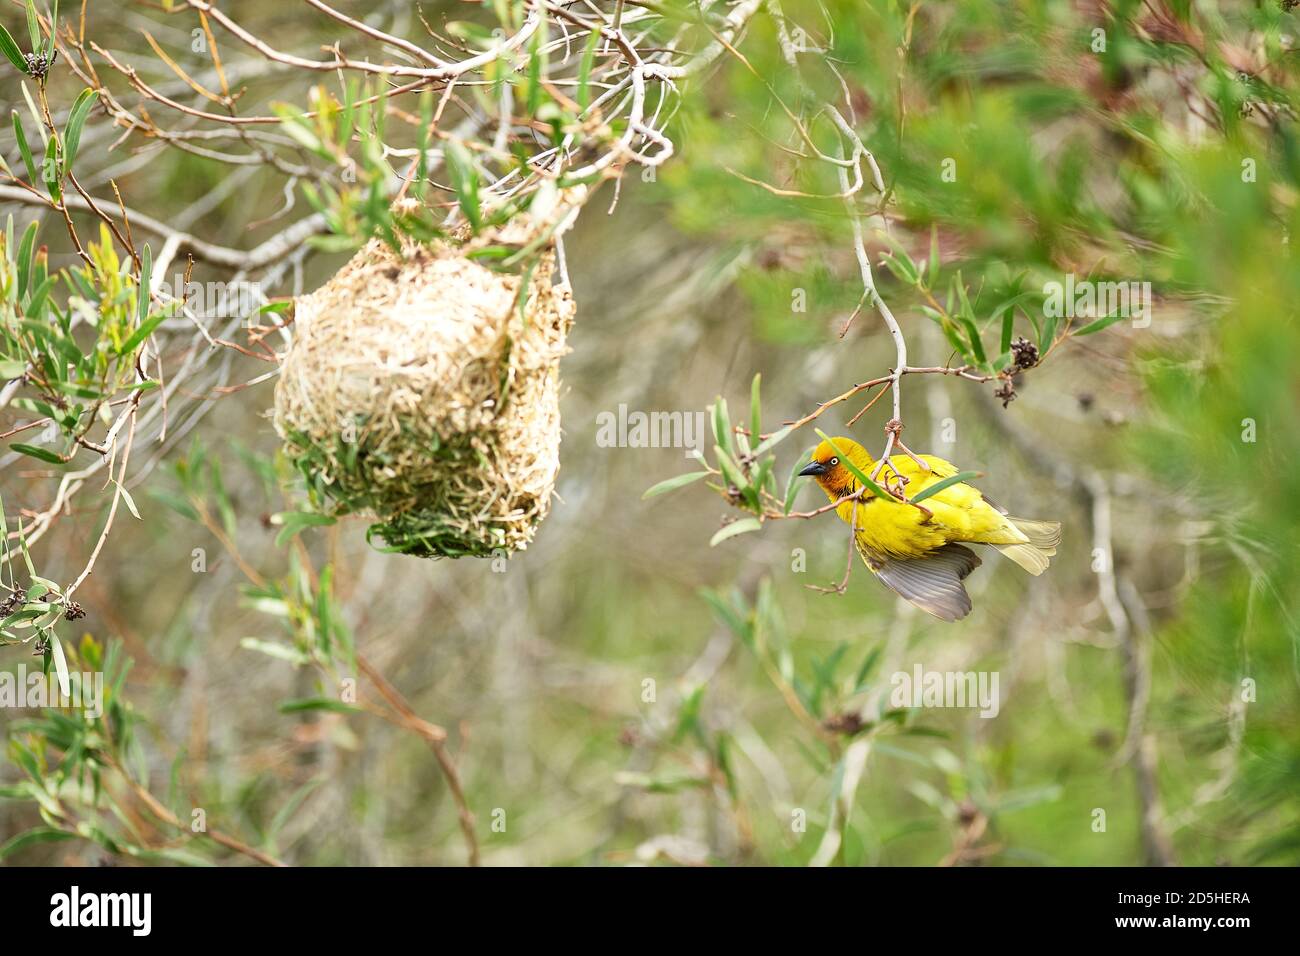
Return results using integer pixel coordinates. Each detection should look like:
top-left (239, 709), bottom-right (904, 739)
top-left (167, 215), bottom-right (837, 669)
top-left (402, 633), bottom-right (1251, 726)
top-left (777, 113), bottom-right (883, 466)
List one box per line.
top-left (1007, 517), bottom-right (1062, 552)
top-left (996, 543), bottom-right (1050, 575)
top-left (995, 517), bottom-right (1061, 576)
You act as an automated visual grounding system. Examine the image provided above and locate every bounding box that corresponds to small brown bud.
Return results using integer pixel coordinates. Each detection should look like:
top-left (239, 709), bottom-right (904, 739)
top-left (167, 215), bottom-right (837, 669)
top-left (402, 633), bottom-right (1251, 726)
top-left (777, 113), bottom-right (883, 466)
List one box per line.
top-left (1010, 337), bottom-right (1039, 370)
top-left (958, 799), bottom-right (979, 824)
top-left (822, 711), bottom-right (866, 736)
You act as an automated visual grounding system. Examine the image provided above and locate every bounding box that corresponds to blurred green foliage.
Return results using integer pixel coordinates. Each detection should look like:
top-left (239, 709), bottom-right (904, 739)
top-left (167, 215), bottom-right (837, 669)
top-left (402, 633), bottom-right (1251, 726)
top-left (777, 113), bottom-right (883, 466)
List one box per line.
top-left (0, 0), bottom-right (1296, 867)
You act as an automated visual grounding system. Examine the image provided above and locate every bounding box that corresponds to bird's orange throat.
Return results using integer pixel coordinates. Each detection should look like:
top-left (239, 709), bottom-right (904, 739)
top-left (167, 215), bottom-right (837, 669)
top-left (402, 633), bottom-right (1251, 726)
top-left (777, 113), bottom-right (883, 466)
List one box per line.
top-left (817, 474), bottom-right (858, 501)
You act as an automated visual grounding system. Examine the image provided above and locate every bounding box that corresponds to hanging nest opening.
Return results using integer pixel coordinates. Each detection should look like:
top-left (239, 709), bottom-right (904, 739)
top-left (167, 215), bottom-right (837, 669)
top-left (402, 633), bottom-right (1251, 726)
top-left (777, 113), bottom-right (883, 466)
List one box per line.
top-left (274, 220), bottom-right (575, 558)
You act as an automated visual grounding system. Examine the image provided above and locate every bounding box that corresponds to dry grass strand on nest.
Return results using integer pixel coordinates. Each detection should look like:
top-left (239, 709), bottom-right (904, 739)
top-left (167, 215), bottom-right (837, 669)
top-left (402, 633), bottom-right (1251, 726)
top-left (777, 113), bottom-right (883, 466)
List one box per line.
top-left (274, 224), bottom-right (574, 557)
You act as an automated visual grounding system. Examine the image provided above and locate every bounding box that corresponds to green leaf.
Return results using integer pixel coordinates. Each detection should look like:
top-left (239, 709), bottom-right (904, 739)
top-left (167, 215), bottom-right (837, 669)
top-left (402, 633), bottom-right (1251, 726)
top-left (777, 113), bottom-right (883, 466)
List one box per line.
top-left (0, 827), bottom-right (75, 860)
top-left (524, 16), bottom-right (547, 115)
top-left (30, 574), bottom-right (60, 594)
top-left (709, 518), bottom-right (762, 546)
top-left (923, 306), bottom-right (972, 358)
top-left (116, 482), bottom-right (140, 519)
top-left (990, 291), bottom-right (1035, 354)
top-left (43, 0), bottom-right (56, 60)
top-left (443, 140), bottom-right (482, 231)
top-left (42, 133), bottom-right (59, 200)
top-left (16, 220), bottom-right (36, 299)
top-left (752, 424), bottom-right (792, 458)
top-left (713, 444), bottom-right (748, 495)
top-left (272, 510), bottom-right (337, 547)
top-left (1, 607), bottom-right (45, 628)
top-left (23, 274), bottom-right (54, 317)
top-left (908, 470), bottom-right (982, 505)
top-left (10, 443), bottom-right (63, 464)
top-left (880, 251), bottom-right (918, 285)
top-left (612, 770), bottom-right (711, 794)
top-left (62, 88), bottom-right (95, 172)
top-left (698, 587), bottom-right (749, 640)
top-left (1072, 311), bottom-right (1126, 336)
top-left (48, 633), bottom-right (70, 697)
top-left (711, 398), bottom-right (732, 457)
top-left (576, 25), bottom-right (601, 109)
top-left (749, 373), bottom-right (762, 445)
top-left (285, 118), bottom-right (323, 155)
top-left (278, 697), bottom-right (361, 714)
top-left (853, 643), bottom-right (883, 690)
top-left (239, 637), bottom-right (308, 664)
top-left (752, 454), bottom-right (774, 498)
top-left (1040, 308), bottom-right (1059, 352)
top-left (876, 232), bottom-right (920, 285)
top-left (137, 242), bottom-right (151, 322)
top-left (147, 489), bottom-right (198, 521)
top-left (116, 310), bottom-right (166, 357)
top-left (24, 0), bottom-right (40, 51)
top-left (0, 23), bottom-right (27, 73)
top-left (960, 316), bottom-right (985, 363)
top-left (642, 470), bottom-right (710, 500)
top-left (954, 279), bottom-right (986, 364)
top-left (995, 784), bottom-right (1064, 814)
top-left (12, 112), bottom-right (38, 186)
top-left (267, 777), bottom-right (325, 846)
top-left (927, 224), bottom-right (941, 287)
top-left (782, 453), bottom-right (807, 515)
top-left (337, 76), bottom-right (358, 150)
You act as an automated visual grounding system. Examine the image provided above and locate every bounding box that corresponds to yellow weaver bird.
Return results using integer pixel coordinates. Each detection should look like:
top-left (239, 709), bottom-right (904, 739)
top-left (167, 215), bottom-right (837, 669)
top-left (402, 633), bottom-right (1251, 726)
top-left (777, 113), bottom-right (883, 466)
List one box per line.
top-left (799, 437), bottom-right (1061, 622)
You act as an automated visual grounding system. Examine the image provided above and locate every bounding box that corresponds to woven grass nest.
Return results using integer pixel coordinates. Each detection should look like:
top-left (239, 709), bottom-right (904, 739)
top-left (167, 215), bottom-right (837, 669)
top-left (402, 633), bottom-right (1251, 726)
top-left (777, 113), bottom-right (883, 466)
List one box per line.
top-left (274, 216), bottom-right (575, 558)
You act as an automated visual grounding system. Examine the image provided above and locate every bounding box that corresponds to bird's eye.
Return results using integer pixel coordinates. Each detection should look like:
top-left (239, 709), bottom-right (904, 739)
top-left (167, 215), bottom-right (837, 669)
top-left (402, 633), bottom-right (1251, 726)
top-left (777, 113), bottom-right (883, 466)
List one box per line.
top-left (829, 457), bottom-right (839, 465)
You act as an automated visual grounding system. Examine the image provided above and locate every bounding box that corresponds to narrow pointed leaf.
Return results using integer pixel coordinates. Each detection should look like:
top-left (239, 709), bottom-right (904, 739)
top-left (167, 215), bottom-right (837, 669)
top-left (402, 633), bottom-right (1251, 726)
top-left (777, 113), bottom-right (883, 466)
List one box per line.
top-left (49, 632), bottom-right (70, 697)
top-left (642, 470), bottom-right (710, 500)
top-left (710, 518), bottom-right (761, 547)
top-left (62, 88), bottom-right (95, 171)
top-left (10, 443), bottom-right (64, 464)
top-left (12, 112), bottom-right (38, 186)
top-left (43, 0), bottom-right (56, 60)
top-left (1073, 311), bottom-right (1126, 336)
top-left (25, 0), bottom-right (40, 51)
top-left (0, 24), bottom-right (27, 73)
top-left (137, 243), bottom-right (151, 322)
top-left (42, 134), bottom-right (59, 200)
top-left (116, 310), bottom-right (167, 357)
top-left (443, 140), bottom-right (481, 230)
top-left (908, 470), bottom-right (982, 505)
top-left (711, 398), bottom-right (732, 456)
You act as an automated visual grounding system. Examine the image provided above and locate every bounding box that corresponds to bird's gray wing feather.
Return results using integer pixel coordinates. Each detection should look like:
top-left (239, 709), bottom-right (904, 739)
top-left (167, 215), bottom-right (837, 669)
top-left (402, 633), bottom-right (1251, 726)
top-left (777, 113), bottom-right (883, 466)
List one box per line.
top-left (868, 544), bottom-right (982, 622)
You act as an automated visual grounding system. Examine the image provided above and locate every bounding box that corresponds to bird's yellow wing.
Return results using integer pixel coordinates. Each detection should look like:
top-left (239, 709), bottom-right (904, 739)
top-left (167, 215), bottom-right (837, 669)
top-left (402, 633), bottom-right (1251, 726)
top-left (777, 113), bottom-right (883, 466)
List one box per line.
top-left (876, 455), bottom-right (1016, 543)
top-left (916, 454), bottom-right (961, 477)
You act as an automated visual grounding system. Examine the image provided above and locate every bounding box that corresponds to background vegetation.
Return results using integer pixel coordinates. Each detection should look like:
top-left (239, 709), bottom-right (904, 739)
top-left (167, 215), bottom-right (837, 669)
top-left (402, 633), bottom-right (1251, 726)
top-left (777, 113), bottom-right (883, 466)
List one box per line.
top-left (0, 0), bottom-right (1296, 866)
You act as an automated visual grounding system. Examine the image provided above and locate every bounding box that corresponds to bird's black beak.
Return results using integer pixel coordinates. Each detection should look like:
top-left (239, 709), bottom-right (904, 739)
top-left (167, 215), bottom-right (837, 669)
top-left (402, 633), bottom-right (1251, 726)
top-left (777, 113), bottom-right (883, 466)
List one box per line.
top-left (798, 460), bottom-right (827, 478)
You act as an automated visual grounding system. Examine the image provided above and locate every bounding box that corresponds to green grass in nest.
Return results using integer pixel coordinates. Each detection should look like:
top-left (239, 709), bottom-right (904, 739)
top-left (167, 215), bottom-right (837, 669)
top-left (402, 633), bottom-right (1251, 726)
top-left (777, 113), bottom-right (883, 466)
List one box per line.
top-left (283, 424), bottom-right (515, 559)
